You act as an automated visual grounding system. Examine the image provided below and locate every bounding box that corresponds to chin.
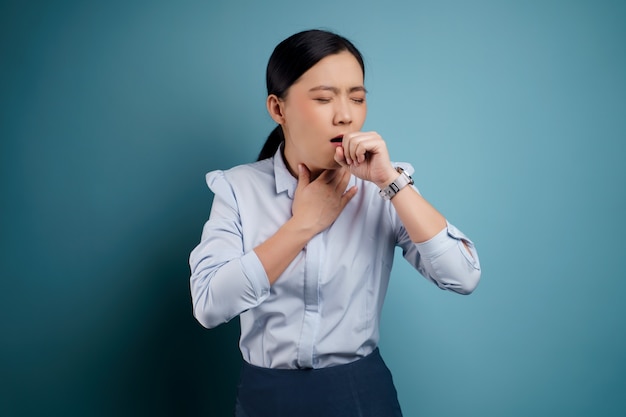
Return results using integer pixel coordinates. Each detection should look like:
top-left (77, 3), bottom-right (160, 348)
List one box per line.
top-left (306, 158), bottom-right (338, 172)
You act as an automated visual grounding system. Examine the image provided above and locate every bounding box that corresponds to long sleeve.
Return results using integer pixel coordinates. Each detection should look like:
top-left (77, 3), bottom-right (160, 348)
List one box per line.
top-left (398, 220), bottom-right (481, 294)
top-left (189, 171), bottom-right (271, 329)
top-left (387, 163), bottom-right (481, 294)
top-left (189, 154), bottom-right (481, 368)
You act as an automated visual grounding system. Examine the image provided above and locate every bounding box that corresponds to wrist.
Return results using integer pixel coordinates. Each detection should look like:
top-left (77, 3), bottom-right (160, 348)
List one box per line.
top-left (378, 166), bottom-right (414, 200)
top-left (285, 216), bottom-right (317, 242)
top-left (375, 167), bottom-right (403, 189)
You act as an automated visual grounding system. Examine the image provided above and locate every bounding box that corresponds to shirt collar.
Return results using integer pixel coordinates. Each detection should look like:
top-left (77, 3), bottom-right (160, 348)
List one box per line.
top-left (273, 143), bottom-right (297, 199)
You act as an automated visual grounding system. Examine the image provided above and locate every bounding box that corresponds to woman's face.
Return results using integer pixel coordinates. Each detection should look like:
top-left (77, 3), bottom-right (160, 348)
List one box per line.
top-left (275, 51), bottom-right (367, 177)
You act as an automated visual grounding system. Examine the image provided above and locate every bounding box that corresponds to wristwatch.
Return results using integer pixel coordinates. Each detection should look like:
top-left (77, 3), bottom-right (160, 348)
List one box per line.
top-left (378, 167), bottom-right (414, 200)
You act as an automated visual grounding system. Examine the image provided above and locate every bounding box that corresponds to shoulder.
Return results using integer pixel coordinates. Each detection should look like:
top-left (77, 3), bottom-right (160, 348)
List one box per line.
top-left (206, 158), bottom-right (273, 186)
top-left (205, 158), bottom-right (276, 200)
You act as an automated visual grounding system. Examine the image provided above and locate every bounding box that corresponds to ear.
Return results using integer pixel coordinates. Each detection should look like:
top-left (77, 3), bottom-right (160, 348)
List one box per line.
top-left (266, 94), bottom-right (285, 124)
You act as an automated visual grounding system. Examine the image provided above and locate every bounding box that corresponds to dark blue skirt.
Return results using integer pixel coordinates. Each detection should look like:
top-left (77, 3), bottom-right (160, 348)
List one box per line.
top-left (234, 348), bottom-right (403, 417)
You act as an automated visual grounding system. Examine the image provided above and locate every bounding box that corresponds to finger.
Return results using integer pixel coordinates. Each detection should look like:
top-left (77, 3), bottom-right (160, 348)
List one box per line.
top-left (334, 146), bottom-right (349, 168)
top-left (355, 141), bottom-right (368, 164)
top-left (355, 137), bottom-right (379, 163)
top-left (342, 133), bottom-right (360, 165)
top-left (350, 134), bottom-right (382, 165)
top-left (340, 185), bottom-right (358, 207)
top-left (342, 133), bottom-right (358, 165)
top-left (347, 138), bottom-right (364, 166)
top-left (345, 133), bottom-right (367, 165)
top-left (296, 164), bottom-right (310, 189)
top-left (343, 132), bottom-right (380, 165)
top-left (335, 167), bottom-right (351, 192)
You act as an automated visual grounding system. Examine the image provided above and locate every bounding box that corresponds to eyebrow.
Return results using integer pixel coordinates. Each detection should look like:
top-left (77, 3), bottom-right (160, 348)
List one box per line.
top-left (308, 85), bottom-right (368, 94)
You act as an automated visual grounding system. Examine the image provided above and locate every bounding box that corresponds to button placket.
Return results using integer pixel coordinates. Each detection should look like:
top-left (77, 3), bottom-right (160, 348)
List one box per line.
top-left (296, 232), bottom-right (323, 368)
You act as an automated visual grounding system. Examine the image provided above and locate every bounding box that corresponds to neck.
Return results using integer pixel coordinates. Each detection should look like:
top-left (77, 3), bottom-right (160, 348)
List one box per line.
top-left (281, 142), bottom-right (326, 180)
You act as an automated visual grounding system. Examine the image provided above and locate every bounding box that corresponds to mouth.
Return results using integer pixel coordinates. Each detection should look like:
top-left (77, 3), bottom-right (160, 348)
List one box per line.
top-left (330, 135), bottom-right (343, 143)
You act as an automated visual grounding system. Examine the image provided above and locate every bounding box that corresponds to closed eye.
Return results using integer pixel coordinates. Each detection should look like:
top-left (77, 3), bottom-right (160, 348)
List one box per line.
top-left (314, 98), bottom-right (332, 103)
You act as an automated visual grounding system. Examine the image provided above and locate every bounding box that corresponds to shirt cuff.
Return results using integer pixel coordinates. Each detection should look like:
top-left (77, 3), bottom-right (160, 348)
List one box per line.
top-left (240, 250), bottom-right (271, 301)
top-left (415, 221), bottom-right (479, 268)
top-left (446, 222), bottom-right (480, 270)
top-left (415, 225), bottom-right (457, 260)
top-left (416, 220), bottom-right (480, 262)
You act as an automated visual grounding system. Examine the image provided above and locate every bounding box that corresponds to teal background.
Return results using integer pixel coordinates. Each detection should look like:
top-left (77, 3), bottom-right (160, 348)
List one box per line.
top-left (1, 0), bottom-right (625, 416)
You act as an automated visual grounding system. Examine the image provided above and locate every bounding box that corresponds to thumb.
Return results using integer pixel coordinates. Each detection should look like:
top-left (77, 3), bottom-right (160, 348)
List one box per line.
top-left (340, 185), bottom-right (358, 208)
top-left (296, 164), bottom-right (310, 188)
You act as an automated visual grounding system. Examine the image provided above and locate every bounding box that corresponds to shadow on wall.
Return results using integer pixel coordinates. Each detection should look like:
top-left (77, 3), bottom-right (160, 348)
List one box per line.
top-left (109, 245), bottom-right (243, 416)
top-left (5, 165), bottom-right (245, 417)
top-left (100, 156), bottom-right (246, 415)
top-left (76, 137), bottom-right (249, 416)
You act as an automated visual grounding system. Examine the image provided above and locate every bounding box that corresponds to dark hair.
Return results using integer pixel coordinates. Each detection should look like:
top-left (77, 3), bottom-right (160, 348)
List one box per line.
top-left (256, 29), bottom-right (365, 161)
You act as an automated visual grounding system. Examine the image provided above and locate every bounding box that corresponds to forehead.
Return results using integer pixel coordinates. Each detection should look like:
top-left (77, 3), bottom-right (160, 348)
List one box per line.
top-left (293, 51), bottom-right (364, 88)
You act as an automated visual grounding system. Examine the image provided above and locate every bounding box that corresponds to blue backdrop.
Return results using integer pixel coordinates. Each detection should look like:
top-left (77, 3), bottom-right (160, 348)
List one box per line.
top-left (2, 1), bottom-right (624, 416)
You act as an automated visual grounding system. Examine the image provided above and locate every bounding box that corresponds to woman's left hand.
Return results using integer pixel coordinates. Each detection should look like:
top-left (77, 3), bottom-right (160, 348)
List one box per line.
top-left (334, 131), bottom-right (399, 188)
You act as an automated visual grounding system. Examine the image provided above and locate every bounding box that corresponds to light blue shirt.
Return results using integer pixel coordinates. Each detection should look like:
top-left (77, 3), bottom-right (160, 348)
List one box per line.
top-left (189, 147), bottom-right (481, 369)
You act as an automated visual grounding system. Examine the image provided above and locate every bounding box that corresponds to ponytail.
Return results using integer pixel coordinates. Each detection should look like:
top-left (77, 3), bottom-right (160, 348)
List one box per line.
top-left (257, 125), bottom-right (284, 161)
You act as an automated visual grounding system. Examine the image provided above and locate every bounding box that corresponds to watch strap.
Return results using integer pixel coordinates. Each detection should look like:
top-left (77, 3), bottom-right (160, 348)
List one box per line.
top-left (378, 167), bottom-right (414, 200)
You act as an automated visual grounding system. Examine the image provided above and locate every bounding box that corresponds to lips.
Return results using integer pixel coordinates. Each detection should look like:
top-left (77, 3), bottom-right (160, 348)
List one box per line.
top-left (330, 135), bottom-right (343, 143)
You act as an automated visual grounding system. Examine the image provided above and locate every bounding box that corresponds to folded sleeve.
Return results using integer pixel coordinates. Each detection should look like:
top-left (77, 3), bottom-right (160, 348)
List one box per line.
top-left (412, 222), bottom-right (481, 294)
top-left (387, 162), bottom-right (481, 294)
top-left (189, 170), bottom-right (270, 329)
top-left (388, 165), bottom-right (481, 294)
top-left (398, 221), bottom-right (481, 294)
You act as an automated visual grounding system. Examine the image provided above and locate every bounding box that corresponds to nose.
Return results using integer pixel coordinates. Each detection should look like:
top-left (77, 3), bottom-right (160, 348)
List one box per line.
top-left (333, 98), bottom-right (352, 125)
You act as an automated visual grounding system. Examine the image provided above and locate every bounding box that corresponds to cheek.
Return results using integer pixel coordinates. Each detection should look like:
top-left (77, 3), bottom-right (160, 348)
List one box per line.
top-left (293, 101), bottom-right (323, 126)
top-left (354, 104), bottom-right (367, 128)
top-left (363, 103), bottom-right (368, 116)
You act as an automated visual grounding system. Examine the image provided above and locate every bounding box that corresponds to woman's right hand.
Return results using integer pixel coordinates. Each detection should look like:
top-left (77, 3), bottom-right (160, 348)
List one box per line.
top-left (291, 164), bottom-right (358, 236)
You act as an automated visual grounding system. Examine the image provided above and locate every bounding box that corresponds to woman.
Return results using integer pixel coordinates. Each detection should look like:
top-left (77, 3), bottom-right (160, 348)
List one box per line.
top-left (189, 29), bottom-right (481, 417)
